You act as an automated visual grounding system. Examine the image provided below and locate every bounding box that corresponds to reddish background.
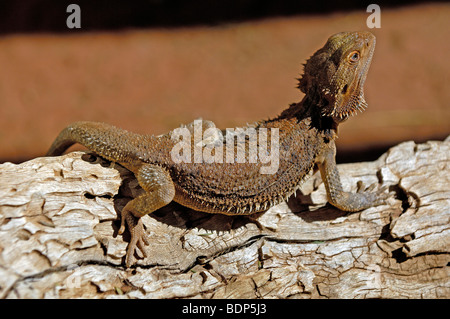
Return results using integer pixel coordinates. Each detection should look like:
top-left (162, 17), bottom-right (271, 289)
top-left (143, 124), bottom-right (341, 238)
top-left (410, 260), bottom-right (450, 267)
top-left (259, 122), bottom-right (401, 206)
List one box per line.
top-left (0, 2), bottom-right (448, 163)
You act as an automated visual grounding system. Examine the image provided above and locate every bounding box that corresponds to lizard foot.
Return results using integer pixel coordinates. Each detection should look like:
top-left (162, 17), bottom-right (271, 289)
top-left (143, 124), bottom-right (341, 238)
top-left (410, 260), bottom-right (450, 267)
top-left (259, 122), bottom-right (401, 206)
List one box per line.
top-left (356, 181), bottom-right (392, 206)
top-left (118, 208), bottom-right (149, 267)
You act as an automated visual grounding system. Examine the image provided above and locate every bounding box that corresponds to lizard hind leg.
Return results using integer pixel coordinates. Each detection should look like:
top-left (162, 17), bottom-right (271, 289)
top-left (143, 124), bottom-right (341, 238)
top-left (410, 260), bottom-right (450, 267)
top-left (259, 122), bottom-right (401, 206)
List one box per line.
top-left (119, 164), bottom-right (175, 267)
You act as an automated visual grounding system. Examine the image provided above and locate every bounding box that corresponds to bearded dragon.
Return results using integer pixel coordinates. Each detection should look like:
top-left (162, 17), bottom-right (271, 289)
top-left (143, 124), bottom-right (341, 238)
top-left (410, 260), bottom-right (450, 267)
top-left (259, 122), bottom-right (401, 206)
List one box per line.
top-left (46, 31), bottom-right (389, 266)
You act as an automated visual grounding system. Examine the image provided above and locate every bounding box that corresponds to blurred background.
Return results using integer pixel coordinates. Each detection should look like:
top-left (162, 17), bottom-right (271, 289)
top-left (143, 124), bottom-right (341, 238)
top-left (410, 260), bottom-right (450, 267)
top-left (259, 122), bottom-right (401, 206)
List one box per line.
top-left (0, 0), bottom-right (448, 164)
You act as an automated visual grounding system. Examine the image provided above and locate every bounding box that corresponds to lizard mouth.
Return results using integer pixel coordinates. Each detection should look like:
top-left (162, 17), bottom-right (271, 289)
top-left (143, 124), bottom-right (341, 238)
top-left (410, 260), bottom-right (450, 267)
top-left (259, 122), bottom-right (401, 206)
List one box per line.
top-left (327, 37), bottom-right (375, 120)
top-left (329, 80), bottom-right (368, 119)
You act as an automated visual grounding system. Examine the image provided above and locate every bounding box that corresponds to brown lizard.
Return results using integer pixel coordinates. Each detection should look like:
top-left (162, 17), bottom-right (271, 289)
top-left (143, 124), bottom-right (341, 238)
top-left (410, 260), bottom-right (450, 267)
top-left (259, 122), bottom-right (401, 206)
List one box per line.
top-left (46, 31), bottom-right (389, 267)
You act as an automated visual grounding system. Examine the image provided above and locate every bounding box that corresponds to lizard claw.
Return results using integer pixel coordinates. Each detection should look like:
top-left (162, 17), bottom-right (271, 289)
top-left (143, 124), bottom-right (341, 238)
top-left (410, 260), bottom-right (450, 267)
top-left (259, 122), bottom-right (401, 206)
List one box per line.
top-left (356, 181), bottom-right (365, 193)
top-left (119, 208), bottom-right (149, 267)
top-left (356, 181), bottom-right (393, 207)
top-left (371, 184), bottom-right (392, 206)
top-left (356, 180), bottom-right (376, 193)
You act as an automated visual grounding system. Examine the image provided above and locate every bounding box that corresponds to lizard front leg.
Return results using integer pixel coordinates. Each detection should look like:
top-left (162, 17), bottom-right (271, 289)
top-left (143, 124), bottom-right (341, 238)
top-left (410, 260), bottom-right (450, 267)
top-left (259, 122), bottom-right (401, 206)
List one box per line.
top-left (317, 141), bottom-right (388, 212)
top-left (119, 164), bottom-right (175, 267)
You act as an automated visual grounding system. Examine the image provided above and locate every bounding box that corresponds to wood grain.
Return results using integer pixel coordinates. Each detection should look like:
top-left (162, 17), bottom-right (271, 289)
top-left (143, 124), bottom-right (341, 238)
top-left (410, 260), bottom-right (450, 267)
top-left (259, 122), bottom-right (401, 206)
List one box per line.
top-left (0, 137), bottom-right (448, 298)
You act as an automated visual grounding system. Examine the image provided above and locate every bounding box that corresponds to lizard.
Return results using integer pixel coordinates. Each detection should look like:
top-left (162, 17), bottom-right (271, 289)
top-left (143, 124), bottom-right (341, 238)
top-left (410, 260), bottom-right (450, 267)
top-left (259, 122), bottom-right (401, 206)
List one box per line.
top-left (46, 31), bottom-right (389, 267)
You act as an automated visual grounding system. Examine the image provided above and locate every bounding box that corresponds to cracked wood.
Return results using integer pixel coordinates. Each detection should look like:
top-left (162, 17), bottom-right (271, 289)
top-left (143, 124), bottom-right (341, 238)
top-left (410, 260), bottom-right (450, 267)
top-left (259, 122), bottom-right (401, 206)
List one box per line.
top-left (0, 137), bottom-right (449, 298)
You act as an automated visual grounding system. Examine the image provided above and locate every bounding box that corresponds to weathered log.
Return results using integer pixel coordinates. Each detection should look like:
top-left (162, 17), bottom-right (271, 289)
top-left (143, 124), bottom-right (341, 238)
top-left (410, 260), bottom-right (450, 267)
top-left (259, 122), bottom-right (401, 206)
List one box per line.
top-left (0, 137), bottom-right (448, 298)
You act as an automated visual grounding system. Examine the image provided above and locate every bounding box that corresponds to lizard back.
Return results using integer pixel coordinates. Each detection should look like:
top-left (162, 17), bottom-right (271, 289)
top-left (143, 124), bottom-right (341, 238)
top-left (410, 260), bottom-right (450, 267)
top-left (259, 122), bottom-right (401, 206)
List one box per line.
top-left (149, 115), bottom-right (325, 215)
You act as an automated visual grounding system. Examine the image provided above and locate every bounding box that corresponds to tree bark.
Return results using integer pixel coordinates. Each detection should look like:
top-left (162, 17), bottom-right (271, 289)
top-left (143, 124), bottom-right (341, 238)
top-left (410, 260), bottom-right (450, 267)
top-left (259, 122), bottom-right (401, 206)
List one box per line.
top-left (0, 137), bottom-right (449, 299)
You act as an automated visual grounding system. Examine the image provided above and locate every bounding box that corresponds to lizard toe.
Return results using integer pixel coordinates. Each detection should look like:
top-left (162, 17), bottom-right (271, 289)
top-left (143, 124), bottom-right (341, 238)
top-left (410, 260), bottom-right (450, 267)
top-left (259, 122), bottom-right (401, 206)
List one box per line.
top-left (372, 185), bottom-right (393, 206)
top-left (120, 209), bottom-right (149, 267)
top-left (356, 181), bottom-right (366, 193)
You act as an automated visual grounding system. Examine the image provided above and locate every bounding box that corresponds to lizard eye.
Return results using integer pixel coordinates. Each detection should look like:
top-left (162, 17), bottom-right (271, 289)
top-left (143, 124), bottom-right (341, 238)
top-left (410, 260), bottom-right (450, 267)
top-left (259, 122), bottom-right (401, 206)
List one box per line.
top-left (348, 51), bottom-right (360, 63)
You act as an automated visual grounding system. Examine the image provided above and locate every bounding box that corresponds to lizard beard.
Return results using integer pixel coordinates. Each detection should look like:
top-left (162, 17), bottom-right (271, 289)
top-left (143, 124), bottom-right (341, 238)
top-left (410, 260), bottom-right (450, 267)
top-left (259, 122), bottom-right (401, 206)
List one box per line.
top-left (326, 81), bottom-right (368, 119)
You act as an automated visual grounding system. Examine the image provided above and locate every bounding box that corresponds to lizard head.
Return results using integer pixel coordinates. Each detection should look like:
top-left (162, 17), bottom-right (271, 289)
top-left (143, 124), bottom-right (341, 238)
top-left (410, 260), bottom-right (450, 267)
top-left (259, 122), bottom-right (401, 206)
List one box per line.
top-left (298, 31), bottom-right (376, 121)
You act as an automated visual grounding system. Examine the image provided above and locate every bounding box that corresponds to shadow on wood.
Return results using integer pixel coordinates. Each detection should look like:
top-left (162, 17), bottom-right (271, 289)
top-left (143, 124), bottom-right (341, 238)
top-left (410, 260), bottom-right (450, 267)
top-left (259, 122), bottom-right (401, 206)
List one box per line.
top-left (0, 137), bottom-right (448, 298)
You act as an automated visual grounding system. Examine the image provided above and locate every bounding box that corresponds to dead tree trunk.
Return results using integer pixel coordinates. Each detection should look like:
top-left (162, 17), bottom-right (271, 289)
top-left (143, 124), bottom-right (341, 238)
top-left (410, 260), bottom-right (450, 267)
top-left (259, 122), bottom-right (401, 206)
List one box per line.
top-left (0, 137), bottom-right (449, 298)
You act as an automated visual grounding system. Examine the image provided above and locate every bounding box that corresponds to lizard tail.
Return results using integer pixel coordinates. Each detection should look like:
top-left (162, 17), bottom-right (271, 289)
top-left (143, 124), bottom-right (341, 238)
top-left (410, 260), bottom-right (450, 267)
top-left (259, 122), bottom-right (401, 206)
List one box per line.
top-left (46, 123), bottom-right (81, 156)
top-left (45, 121), bottom-right (148, 163)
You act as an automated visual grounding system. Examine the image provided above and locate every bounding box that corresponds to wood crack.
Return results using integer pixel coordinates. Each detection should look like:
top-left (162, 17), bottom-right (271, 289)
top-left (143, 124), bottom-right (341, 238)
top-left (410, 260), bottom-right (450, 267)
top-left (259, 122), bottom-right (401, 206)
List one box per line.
top-left (0, 137), bottom-right (448, 298)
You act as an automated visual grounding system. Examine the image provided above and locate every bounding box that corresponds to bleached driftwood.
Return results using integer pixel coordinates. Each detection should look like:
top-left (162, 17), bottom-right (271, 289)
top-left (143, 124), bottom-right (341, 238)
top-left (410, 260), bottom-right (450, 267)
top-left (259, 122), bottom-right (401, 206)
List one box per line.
top-left (0, 137), bottom-right (449, 299)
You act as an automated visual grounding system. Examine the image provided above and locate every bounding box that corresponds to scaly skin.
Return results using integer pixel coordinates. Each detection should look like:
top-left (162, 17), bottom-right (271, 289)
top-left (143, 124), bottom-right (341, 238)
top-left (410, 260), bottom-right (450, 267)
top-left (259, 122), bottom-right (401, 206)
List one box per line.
top-left (46, 31), bottom-right (389, 267)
